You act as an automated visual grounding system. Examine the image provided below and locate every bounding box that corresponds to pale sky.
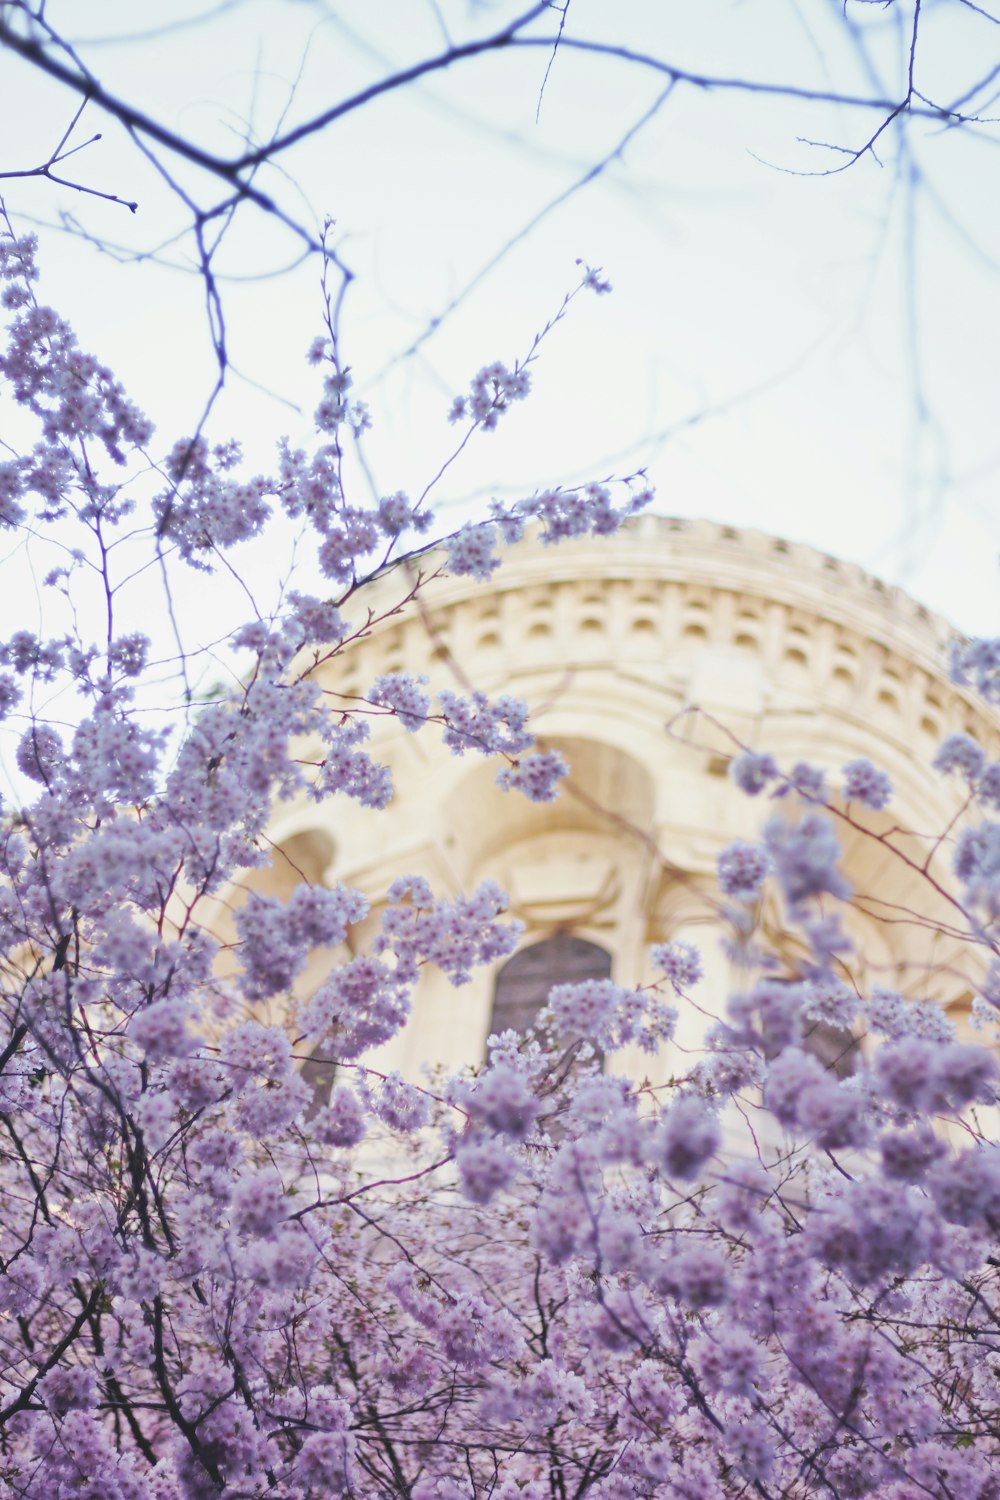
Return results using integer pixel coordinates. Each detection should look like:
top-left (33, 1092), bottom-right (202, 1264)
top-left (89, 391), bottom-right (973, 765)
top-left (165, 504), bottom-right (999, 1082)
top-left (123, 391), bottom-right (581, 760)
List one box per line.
top-left (1, 0), bottom-right (998, 654)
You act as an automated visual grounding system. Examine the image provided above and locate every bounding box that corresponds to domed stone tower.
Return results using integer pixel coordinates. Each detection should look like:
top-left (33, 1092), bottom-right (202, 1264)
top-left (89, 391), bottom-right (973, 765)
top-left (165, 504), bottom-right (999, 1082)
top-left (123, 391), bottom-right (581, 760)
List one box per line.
top-left (243, 515), bottom-right (998, 1091)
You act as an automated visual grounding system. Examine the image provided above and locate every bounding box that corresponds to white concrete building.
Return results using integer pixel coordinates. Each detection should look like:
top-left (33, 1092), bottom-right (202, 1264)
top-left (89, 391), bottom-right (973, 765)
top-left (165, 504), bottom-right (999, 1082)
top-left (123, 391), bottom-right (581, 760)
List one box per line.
top-left (237, 515), bottom-right (997, 1090)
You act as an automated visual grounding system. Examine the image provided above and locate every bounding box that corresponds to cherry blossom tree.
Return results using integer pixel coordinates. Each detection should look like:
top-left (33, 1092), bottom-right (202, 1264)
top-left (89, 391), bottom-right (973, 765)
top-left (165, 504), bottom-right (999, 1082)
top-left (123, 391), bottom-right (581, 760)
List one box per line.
top-left (2, 210), bottom-right (1000, 1500)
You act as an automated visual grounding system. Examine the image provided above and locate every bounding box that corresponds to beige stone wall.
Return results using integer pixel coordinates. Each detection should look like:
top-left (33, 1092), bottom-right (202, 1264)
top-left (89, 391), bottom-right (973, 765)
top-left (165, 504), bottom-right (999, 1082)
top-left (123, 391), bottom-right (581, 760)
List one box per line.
top-left (242, 515), bottom-right (999, 1085)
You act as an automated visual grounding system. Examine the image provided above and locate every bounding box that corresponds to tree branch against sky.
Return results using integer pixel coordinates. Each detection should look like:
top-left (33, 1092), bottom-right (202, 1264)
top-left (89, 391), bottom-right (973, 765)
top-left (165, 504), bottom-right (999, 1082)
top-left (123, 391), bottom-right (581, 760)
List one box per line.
top-left (0, 2), bottom-right (997, 642)
top-left (0, 2), bottom-right (996, 630)
top-left (0, 2), bottom-right (995, 516)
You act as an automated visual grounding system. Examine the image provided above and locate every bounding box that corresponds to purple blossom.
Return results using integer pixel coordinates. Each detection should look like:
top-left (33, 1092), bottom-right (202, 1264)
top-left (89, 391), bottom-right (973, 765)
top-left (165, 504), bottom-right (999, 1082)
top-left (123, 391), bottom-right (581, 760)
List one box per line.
top-left (235, 884), bottom-right (367, 999)
top-left (547, 978), bottom-right (620, 1049)
top-left (863, 986), bottom-right (909, 1038)
top-left (377, 490), bottom-right (419, 534)
top-left (873, 1037), bottom-right (939, 1112)
top-left (657, 1095), bottom-right (721, 1179)
top-left (466, 1063), bottom-right (539, 1139)
top-left (446, 523), bottom-right (500, 580)
top-left (318, 510), bottom-right (382, 581)
top-left (376, 880), bottom-right (520, 986)
top-left (300, 955), bottom-right (409, 1058)
top-left (0, 671), bottom-right (22, 717)
top-left (668, 1245), bottom-right (729, 1307)
top-left (373, 1071), bottom-right (430, 1131)
top-left (39, 1365), bottom-right (97, 1416)
top-left (496, 750), bottom-right (567, 802)
top-left (220, 1021), bottom-right (293, 1088)
top-left (129, 998), bottom-right (195, 1062)
top-left (933, 732), bottom-right (985, 780)
top-left (931, 1042), bottom-right (998, 1110)
top-left (789, 760), bottom-right (827, 801)
top-left (764, 811), bottom-right (850, 910)
top-left (231, 1167), bottom-right (287, 1238)
top-left (729, 749), bottom-right (779, 795)
top-left (387, 874), bottom-right (435, 908)
top-left (370, 671), bottom-right (431, 732)
top-left (800, 974), bottom-right (857, 1030)
top-left (880, 1125), bottom-right (948, 1182)
top-left (650, 940), bottom-right (702, 992)
top-left (805, 1179), bottom-right (938, 1284)
top-left (717, 839), bottom-right (770, 899)
top-left (976, 760), bottom-right (1000, 809)
top-left (694, 1330), bottom-right (762, 1402)
top-left (796, 1075), bottom-right (868, 1150)
top-left (978, 960), bottom-right (1000, 1012)
top-left (842, 757), bottom-right (893, 810)
top-left (950, 635), bottom-right (1000, 705)
top-left (456, 1138), bottom-right (516, 1203)
top-left (285, 590), bottom-right (348, 644)
top-left (312, 721), bottom-right (394, 808)
top-left (310, 1085), bottom-right (367, 1148)
top-left (515, 481), bottom-right (650, 543)
top-left (954, 820), bottom-right (1000, 902)
top-left (16, 722), bottom-right (63, 784)
top-left (928, 1146), bottom-right (1000, 1229)
top-left (449, 359), bottom-right (531, 431)
top-left (488, 498), bottom-right (526, 544)
top-left (437, 688), bottom-right (532, 757)
top-left (765, 1047), bottom-right (828, 1126)
top-left (298, 1428), bottom-right (356, 1491)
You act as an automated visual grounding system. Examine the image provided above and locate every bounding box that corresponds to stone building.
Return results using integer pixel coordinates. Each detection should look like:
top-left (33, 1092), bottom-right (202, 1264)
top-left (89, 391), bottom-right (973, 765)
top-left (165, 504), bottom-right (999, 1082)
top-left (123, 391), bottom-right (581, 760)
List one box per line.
top-left (244, 514), bottom-right (996, 1092)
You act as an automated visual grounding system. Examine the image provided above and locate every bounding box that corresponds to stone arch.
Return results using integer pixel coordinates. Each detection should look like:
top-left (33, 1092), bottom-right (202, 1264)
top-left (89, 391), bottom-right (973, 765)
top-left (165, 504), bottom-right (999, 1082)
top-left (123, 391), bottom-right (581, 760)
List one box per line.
top-left (443, 735), bottom-right (656, 878)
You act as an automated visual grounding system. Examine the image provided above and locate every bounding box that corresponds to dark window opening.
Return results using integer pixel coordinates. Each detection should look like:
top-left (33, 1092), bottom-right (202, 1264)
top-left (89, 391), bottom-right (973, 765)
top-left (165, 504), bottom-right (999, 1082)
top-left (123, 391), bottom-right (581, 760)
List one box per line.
top-left (490, 934), bottom-right (612, 1046)
top-left (761, 978), bottom-right (861, 1080)
top-left (802, 1019), bottom-right (861, 1079)
top-left (300, 1047), bottom-right (337, 1116)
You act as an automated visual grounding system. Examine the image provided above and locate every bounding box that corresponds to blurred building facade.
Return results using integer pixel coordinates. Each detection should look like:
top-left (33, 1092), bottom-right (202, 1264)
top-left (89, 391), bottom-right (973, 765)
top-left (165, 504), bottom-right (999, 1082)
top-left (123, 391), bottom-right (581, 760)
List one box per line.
top-left (243, 514), bottom-right (996, 1088)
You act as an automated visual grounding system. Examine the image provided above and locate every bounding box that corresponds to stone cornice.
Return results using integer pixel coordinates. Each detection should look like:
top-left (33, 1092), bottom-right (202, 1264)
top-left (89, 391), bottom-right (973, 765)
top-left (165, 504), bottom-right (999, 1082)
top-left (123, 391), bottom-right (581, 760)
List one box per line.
top-left (317, 515), bottom-right (996, 754)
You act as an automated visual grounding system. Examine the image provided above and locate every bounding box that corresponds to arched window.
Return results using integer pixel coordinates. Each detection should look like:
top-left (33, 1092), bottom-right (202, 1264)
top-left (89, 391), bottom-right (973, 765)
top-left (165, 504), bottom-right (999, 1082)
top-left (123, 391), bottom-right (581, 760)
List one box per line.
top-left (801, 1019), bottom-right (861, 1079)
top-left (489, 934), bottom-right (612, 1041)
top-left (762, 979), bottom-right (861, 1080)
top-left (300, 1047), bottom-right (336, 1116)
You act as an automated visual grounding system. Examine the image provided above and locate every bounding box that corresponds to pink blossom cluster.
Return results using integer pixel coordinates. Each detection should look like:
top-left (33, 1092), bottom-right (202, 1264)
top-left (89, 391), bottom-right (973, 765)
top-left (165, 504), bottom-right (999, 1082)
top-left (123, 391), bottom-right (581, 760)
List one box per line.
top-left (1, 228), bottom-right (1000, 1500)
top-left (447, 359), bottom-right (531, 430)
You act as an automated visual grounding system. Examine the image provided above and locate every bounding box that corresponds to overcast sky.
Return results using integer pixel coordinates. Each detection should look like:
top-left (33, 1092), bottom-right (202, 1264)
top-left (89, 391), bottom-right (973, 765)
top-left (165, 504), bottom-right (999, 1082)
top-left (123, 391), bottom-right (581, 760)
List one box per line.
top-left (2, 0), bottom-right (998, 644)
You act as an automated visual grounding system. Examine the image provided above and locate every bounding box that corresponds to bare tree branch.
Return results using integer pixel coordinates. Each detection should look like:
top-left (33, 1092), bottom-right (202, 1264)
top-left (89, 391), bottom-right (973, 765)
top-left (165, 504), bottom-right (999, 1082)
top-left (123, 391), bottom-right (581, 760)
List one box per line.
top-left (380, 77), bottom-right (677, 377)
top-left (0, 3), bottom-right (980, 209)
top-left (0, 95), bottom-right (138, 210)
top-left (535, 0), bottom-right (571, 123)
